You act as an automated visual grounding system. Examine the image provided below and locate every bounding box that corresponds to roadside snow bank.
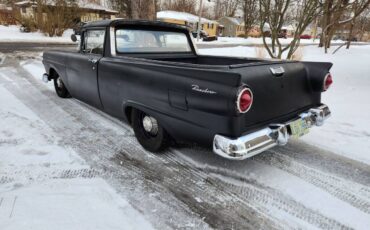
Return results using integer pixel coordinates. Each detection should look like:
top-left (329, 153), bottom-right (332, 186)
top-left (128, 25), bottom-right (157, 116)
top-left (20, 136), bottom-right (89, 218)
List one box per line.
top-left (0, 25), bottom-right (73, 43)
top-left (199, 45), bottom-right (370, 165)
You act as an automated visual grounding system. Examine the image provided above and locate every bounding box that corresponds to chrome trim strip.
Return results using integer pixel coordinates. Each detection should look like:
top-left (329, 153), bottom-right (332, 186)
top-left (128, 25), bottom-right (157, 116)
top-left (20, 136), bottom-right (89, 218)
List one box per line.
top-left (110, 26), bottom-right (116, 57)
top-left (189, 31), bottom-right (199, 55)
top-left (323, 73), bottom-right (332, 91)
top-left (213, 104), bottom-right (331, 160)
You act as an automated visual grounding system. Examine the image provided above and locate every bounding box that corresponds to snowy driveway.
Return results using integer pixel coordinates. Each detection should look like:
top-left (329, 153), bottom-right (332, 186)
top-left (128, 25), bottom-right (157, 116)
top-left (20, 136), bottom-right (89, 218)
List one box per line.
top-left (0, 50), bottom-right (370, 229)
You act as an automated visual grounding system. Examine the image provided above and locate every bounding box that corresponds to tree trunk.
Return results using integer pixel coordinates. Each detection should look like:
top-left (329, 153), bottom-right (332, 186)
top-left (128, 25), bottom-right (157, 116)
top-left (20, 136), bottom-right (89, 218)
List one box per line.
top-left (346, 20), bottom-right (355, 49)
top-left (131, 0), bottom-right (156, 20)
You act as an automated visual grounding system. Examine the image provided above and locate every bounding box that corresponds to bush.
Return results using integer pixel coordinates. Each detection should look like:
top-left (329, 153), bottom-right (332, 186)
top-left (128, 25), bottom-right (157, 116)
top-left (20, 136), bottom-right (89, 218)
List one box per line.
top-left (16, 0), bottom-right (81, 37)
top-left (19, 17), bottom-right (38, 32)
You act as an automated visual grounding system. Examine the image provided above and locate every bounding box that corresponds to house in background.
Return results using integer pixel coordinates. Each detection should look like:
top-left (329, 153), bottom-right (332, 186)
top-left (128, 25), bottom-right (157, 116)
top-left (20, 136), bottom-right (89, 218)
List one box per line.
top-left (14, 0), bottom-right (118, 23)
top-left (0, 4), bottom-right (16, 25)
top-left (218, 17), bottom-right (244, 37)
top-left (218, 17), bottom-right (262, 37)
top-left (157, 11), bottom-right (222, 37)
top-left (78, 2), bottom-right (118, 22)
top-left (281, 25), bottom-right (296, 37)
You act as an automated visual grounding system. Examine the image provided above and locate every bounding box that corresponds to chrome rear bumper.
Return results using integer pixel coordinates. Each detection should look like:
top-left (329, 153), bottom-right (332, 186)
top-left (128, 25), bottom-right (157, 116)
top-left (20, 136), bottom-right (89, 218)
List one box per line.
top-left (213, 104), bottom-right (331, 160)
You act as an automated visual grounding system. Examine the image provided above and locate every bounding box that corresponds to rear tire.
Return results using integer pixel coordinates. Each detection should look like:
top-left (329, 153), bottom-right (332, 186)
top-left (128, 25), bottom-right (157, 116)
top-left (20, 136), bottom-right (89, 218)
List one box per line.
top-left (131, 109), bottom-right (170, 152)
top-left (53, 74), bottom-right (71, 98)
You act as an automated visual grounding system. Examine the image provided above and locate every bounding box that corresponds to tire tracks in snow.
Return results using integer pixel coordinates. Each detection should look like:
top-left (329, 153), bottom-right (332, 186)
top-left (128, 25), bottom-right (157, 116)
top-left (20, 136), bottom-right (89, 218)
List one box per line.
top-left (256, 151), bottom-right (370, 214)
top-left (0, 167), bottom-right (100, 185)
top-left (0, 65), bottom-right (221, 229)
top-left (163, 151), bottom-right (352, 230)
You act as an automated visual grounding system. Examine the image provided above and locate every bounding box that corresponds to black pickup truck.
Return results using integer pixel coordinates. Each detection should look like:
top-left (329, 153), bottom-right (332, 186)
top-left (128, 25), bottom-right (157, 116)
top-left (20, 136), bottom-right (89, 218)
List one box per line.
top-left (42, 19), bottom-right (333, 160)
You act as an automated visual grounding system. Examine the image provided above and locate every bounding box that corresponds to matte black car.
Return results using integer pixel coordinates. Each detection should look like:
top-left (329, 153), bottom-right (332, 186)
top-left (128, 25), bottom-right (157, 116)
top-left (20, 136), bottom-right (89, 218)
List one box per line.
top-left (42, 19), bottom-right (333, 160)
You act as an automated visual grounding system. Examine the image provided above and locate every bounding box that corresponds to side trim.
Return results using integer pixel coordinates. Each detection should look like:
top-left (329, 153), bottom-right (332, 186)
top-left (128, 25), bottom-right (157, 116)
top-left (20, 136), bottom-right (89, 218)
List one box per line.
top-left (110, 26), bottom-right (116, 57)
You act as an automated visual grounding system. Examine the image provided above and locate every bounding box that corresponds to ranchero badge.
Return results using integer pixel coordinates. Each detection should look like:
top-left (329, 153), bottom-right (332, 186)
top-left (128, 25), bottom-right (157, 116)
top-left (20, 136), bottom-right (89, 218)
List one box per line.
top-left (191, 84), bottom-right (217, 94)
top-left (270, 66), bottom-right (285, 77)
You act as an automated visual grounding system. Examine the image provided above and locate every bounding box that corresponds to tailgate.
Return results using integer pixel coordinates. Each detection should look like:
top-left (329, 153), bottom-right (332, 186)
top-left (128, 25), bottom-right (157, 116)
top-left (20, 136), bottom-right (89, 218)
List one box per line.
top-left (232, 62), bottom-right (326, 131)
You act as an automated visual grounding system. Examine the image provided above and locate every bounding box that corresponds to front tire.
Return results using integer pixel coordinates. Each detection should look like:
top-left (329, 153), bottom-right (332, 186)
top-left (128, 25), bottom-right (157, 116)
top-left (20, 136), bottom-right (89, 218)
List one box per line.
top-left (53, 75), bottom-right (71, 98)
top-left (131, 109), bottom-right (170, 152)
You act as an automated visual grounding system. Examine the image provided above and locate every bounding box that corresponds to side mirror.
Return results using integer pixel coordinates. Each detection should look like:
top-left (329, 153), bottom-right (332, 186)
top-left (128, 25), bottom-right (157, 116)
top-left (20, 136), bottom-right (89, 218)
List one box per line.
top-left (71, 34), bottom-right (77, 42)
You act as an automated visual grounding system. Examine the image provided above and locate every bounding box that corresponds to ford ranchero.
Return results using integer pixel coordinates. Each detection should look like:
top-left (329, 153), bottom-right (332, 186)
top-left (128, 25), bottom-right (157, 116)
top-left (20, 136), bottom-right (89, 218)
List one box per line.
top-left (42, 19), bottom-right (333, 160)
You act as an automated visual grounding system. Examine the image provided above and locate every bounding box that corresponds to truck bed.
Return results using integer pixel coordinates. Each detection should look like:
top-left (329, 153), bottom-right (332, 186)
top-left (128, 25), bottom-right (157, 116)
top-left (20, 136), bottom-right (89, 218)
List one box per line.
top-left (116, 53), bottom-right (269, 69)
top-left (153, 55), bottom-right (265, 66)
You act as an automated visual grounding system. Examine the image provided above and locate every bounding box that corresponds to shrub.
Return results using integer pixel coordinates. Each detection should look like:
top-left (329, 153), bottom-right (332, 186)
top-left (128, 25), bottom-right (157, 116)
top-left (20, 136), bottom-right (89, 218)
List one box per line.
top-left (19, 16), bottom-right (38, 32)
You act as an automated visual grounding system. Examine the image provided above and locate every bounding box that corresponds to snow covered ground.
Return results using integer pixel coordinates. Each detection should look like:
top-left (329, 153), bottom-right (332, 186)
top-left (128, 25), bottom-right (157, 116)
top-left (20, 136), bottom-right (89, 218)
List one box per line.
top-left (199, 45), bottom-right (370, 165)
top-left (0, 68), bottom-right (154, 229)
top-left (198, 36), bottom-right (322, 45)
top-left (0, 46), bottom-right (370, 229)
top-left (0, 25), bottom-right (73, 43)
top-left (195, 36), bottom-right (366, 47)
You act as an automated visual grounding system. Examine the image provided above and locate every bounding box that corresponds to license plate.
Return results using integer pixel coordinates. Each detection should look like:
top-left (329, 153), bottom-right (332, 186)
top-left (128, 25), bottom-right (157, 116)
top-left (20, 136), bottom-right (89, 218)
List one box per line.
top-left (289, 118), bottom-right (310, 138)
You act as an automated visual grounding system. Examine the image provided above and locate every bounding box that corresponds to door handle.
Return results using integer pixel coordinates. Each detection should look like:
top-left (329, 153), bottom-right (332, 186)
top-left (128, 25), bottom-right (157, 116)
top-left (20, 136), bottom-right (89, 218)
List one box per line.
top-left (88, 58), bottom-right (98, 64)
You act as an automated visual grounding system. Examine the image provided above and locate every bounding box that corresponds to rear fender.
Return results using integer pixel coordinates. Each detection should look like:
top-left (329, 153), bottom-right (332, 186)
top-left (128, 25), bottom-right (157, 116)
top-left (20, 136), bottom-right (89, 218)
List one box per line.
top-left (303, 61), bottom-right (333, 92)
top-left (123, 101), bottom-right (214, 145)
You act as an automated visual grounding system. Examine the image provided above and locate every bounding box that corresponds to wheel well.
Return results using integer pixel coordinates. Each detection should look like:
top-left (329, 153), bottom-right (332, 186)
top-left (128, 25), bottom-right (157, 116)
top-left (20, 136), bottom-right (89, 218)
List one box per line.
top-left (49, 68), bottom-right (58, 79)
top-left (125, 106), bottom-right (133, 124)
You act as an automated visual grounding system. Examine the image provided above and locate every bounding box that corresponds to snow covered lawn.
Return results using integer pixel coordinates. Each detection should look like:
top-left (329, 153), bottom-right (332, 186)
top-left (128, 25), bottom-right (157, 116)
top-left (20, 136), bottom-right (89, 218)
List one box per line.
top-left (195, 36), bottom-right (369, 47)
top-left (0, 25), bottom-right (74, 43)
top-left (197, 36), bottom-right (321, 45)
top-left (199, 45), bottom-right (370, 165)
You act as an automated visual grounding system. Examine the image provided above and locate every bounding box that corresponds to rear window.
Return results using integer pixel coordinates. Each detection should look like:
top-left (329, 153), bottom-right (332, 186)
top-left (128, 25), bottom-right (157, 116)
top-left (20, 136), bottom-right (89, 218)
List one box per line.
top-left (115, 29), bottom-right (192, 53)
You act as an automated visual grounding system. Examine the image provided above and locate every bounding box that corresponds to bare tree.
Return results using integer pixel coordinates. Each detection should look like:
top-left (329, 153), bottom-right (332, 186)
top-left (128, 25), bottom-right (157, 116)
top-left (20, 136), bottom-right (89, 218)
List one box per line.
top-left (131, 0), bottom-right (157, 20)
top-left (355, 8), bottom-right (370, 41)
top-left (108, 0), bottom-right (157, 20)
top-left (108, 0), bottom-right (131, 18)
top-left (259, 0), bottom-right (322, 59)
top-left (347, 3), bottom-right (370, 48)
top-left (242, 0), bottom-right (258, 38)
top-left (319, 0), bottom-right (370, 53)
top-left (160, 0), bottom-right (197, 14)
top-left (214, 0), bottom-right (241, 18)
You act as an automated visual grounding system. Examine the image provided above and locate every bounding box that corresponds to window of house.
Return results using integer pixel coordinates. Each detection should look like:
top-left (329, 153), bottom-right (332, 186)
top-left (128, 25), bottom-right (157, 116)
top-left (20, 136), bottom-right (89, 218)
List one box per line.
top-left (82, 30), bottom-right (105, 55)
top-left (21, 7), bottom-right (26, 14)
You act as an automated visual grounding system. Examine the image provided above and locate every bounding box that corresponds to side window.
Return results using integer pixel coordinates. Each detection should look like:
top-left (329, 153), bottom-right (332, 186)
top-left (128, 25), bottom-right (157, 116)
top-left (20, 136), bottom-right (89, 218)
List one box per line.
top-left (82, 30), bottom-right (105, 55)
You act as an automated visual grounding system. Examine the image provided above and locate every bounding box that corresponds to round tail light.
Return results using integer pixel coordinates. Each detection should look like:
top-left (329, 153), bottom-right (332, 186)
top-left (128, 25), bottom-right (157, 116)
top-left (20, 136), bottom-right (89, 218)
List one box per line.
top-left (323, 73), bottom-right (333, 91)
top-left (237, 88), bottom-right (253, 113)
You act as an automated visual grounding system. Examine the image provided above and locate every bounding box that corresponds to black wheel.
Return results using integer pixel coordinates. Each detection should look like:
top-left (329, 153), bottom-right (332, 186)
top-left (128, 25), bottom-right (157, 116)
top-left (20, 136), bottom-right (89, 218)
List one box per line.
top-left (131, 109), bottom-right (170, 152)
top-left (53, 75), bottom-right (71, 98)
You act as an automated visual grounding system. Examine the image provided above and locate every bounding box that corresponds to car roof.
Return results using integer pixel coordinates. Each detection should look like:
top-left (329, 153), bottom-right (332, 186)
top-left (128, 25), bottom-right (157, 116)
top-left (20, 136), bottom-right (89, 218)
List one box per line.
top-left (82, 19), bottom-right (189, 32)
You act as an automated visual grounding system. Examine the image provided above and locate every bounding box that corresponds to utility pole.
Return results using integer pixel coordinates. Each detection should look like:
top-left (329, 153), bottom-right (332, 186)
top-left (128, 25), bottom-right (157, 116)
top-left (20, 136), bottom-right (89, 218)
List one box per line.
top-left (196, 0), bottom-right (204, 42)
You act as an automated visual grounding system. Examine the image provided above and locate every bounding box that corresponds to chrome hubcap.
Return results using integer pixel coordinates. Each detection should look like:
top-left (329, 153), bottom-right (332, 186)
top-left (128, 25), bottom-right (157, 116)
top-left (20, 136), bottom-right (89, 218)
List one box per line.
top-left (142, 116), bottom-right (159, 136)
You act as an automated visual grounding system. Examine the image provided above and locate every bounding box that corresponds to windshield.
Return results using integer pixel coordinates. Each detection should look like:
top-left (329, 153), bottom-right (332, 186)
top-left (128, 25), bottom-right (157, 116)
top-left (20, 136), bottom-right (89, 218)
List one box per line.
top-left (115, 29), bottom-right (192, 53)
